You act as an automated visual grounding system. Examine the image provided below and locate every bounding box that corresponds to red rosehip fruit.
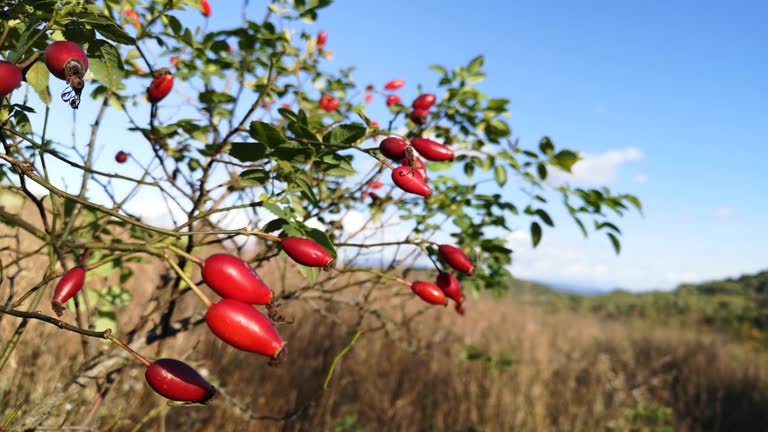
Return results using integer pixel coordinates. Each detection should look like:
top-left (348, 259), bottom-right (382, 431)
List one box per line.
top-left (319, 94), bottom-right (338, 112)
top-left (145, 358), bottom-right (215, 403)
top-left (411, 137), bottom-right (454, 162)
top-left (147, 68), bottom-right (174, 104)
top-left (205, 299), bottom-right (285, 357)
top-left (115, 151), bottom-right (128, 163)
top-left (51, 266), bottom-right (86, 317)
top-left (281, 237), bottom-right (336, 270)
top-left (0, 61), bottom-right (23, 98)
top-left (384, 79), bottom-right (405, 90)
top-left (412, 93), bottom-right (436, 110)
top-left (438, 244), bottom-right (474, 274)
top-left (200, 0), bottom-right (212, 17)
top-left (436, 272), bottom-right (464, 304)
top-left (201, 254), bottom-right (272, 305)
top-left (379, 137), bottom-right (408, 160)
top-left (317, 30), bottom-right (328, 50)
top-left (391, 165), bottom-right (431, 198)
top-left (368, 180), bottom-right (384, 189)
top-left (409, 108), bottom-right (429, 125)
top-left (401, 156), bottom-right (428, 181)
top-left (455, 303), bottom-right (465, 316)
top-left (386, 94), bottom-right (401, 107)
top-left (411, 281), bottom-right (447, 305)
top-left (364, 93), bottom-right (373, 103)
top-left (44, 41), bottom-right (89, 108)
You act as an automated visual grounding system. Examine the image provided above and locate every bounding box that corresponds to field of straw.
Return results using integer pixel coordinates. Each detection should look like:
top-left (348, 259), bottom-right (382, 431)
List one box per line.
top-left (2, 198), bottom-right (768, 431)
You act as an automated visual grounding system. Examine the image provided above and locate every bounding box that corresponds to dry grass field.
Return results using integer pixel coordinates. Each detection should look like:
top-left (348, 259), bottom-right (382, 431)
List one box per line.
top-left (2, 199), bottom-right (768, 431)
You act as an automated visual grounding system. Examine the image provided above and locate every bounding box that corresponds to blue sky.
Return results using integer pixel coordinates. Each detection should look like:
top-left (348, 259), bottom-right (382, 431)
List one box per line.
top-left (318, 1), bottom-right (768, 291)
top-left (10, 1), bottom-right (767, 292)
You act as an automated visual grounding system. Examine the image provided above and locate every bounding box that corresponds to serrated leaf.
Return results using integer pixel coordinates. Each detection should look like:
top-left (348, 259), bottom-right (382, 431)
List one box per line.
top-left (530, 222), bottom-right (542, 247)
top-left (25, 61), bottom-right (51, 105)
top-left (263, 202), bottom-right (289, 220)
top-left (429, 65), bottom-right (448, 75)
top-left (287, 122), bottom-right (318, 142)
top-left (249, 121), bottom-right (286, 147)
top-left (229, 141), bottom-right (268, 162)
top-left (296, 263), bottom-right (320, 283)
top-left (87, 41), bottom-right (124, 90)
top-left (323, 123), bottom-right (366, 145)
top-left (494, 165), bottom-right (507, 186)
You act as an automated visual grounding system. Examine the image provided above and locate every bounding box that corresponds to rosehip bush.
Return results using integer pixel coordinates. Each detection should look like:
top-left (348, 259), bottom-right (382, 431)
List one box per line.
top-left (0, 0), bottom-right (640, 428)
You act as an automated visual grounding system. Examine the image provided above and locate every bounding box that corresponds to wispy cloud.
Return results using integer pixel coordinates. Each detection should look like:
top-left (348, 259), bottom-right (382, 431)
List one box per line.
top-left (551, 147), bottom-right (644, 185)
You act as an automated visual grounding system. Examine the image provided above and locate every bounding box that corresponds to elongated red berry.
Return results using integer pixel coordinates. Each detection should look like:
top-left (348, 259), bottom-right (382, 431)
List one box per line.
top-left (410, 108), bottom-right (429, 125)
top-left (436, 272), bottom-right (464, 304)
top-left (401, 156), bottom-right (427, 181)
top-left (281, 237), bottom-right (336, 270)
top-left (386, 94), bottom-right (401, 107)
top-left (379, 137), bottom-right (408, 160)
top-left (44, 41), bottom-right (88, 108)
top-left (455, 303), bottom-right (465, 316)
top-left (115, 151), bottom-right (128, 163)
top-left (317, 30), bottom-right (328, 50)
top-left (147, 68), bottom-right (174, 103)
top-left (145, 358), bottom-right (215, 403)
top-left (0, 61), bottom-right (23, 98)
top-left (392, 165), bottom-right (431, 197)
top-left (200, 0), bottom-right (212, 17)
top-left (205, 299), bottom-right (285, 357)
top-left (411, 281), bottom-right (447, 305)
top-left (202, 254), bottom-right (272, 305)
top-left (384, 79), bottom-right (405, 90)
top-left (411, 138), bottom-right (454, 162)
top-left (51, 266), bottom-right (86, 317)
top-left (438, 245), bottom-right (474, 274)
top-left (412, 93), bottom-right (436, 110)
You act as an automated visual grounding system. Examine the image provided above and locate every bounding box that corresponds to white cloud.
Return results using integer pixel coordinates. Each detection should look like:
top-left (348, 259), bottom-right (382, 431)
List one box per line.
top-left (551, 147), bottom-right (644, 185)
top-left (713, 207), bottom-right (734, 219)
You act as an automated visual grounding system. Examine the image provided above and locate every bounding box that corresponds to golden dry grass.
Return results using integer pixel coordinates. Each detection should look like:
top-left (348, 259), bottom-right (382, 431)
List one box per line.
top-left (2, 200), bottom-right (768, 431)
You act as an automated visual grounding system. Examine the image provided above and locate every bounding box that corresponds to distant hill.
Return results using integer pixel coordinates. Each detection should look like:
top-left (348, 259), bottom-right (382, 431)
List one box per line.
top-left (507, 270), bottom-right (768, 348)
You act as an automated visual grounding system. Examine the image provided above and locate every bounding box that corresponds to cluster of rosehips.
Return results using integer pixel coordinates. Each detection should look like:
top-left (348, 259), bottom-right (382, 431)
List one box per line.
top-left (380, 133), bottom-right (452, 198)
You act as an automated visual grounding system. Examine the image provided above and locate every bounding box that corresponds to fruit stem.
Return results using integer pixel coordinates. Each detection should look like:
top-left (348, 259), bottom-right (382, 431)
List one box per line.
top-left (166, 244), bottom-right (204, 267)
top-left (164, 254), bottom-right (213, 308)
top-left (107, 333), bottom-right (151, 367)
top-left (323, 330), bottom-right (364, 389)
top-left (78, 249), bottom-right (92, 266)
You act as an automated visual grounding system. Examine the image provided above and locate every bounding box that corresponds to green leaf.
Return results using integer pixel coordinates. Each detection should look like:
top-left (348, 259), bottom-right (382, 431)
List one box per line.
top-left (539, 137), bottom-right (554, 155)
top-left (262, 218), bottom-right (288, 233)
top-left (287, 122), bottom-right (319, 142)
top-left (229, 141), bottom-right (268, 162)
top-left (537, 163), bottom-right (547, 180)
top-left (249, 121), bottom-right (286, 147)
top-left (93, 307), bottom-right (118, 332)
top-left (553, 150), bottom-right (580, 173)
top-left (323, 123), bottom-right (366, 145)
top-left (494, 165), bottom-right (507, 186)
top-left (296, 263), bottom-right (320, 283)
top-left (467, 55), bottom-right (484, 73)
top-left (239, 169), bottom-right (270, 187)
top-left (25, 61), bottom-right (51, 105)
top-left (530, 222), bottom-right (542, 247)
top-left (87, 40), bottom-right (125, 90)
top-left (89, 16), bottom-right (136, 45)
top-left (535, 209), bottom-right (554, 227)
top-left (263, 202), bottom-right (290, 220)
top-left (607, 232), bottom-right (621, 255)
top-left (307, 228), bottom-right (337, 259)
top-left (429, 65), bottom-right (448, 75)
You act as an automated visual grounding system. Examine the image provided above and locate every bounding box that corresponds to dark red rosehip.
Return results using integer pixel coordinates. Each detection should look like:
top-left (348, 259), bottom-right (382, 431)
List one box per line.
top-left (412, 93), bottom-right (436, 110)
top-left (147, 68), bottom-right (174, 103)
top-left (438, 244), bottom-right (474, 274)
top-left (384, 79), bottom-right (405, 90)
top-left (145, 358), bottom-right (215, 403)
top-left (391, 165), bottom-right (431, 198)
top-left (0, 61), bottom-right (23, 98)
top-left (455, 303), bottom-right (465, 316)
top-left (205, 299), bottom-right (285, 357)
top-left (379, 137), bottom-right (408, 160)
top-left (411, 137), bottom-right (454, 162)
top-left (281, 237), bottom-right (336, 270)
top-left (400, 156), bottom-right (428, 181)
top-left (317, 30), bottom-right (328, 50)
top-left (202, 254), bottom-right (272, 305)
top-left (115, 151), bottom-right (128, 163)
top-left (409, 108), bottom-right (429, 125)
top-left (386, 94), bottom-right (401, 107)
top-left (436, 272), bottom-right (464, 304)
top-left (411, 281), bottom-right (447, 305)
top-left (51, 266), bottom-right (86, 317)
